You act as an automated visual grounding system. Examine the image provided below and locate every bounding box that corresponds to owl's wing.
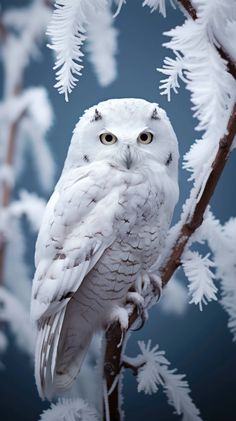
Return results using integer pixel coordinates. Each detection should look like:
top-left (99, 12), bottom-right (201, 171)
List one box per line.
top-left (31, 164), bottom-right (120, 324)
top-left (31, 164), bottom-right (123, 397)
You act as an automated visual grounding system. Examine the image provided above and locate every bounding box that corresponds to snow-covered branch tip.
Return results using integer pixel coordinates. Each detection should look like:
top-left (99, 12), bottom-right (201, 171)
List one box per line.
top-left (39, 398), bottom-right (99, 421)
top-left (124, 341), bottom-right (202, 420)
top-left (48, 0), bottom-right (118, 101)
top-left (182, 251), bottom-right (217, 311)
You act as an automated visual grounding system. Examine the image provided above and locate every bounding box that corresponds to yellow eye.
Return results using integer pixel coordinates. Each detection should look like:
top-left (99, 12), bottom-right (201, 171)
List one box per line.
top-left (100, 132), bottom-right (117, 145)
top-left (138, 131), bottom-right (153, 144)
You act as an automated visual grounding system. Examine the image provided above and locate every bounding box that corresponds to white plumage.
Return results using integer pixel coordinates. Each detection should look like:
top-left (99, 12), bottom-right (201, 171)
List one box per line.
top-left (31, 98), bottom-right (179, 399)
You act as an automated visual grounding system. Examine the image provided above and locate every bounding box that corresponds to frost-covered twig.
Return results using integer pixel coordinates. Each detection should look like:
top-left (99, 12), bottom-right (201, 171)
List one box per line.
top-left (122, 341), bottom-right (202, 420)
top-left (39, 397), bottom-right (99, 421)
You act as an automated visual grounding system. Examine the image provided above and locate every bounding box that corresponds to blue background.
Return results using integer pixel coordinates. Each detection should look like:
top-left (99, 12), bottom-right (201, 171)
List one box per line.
top-left (0, 1), bottom-right (235, 420)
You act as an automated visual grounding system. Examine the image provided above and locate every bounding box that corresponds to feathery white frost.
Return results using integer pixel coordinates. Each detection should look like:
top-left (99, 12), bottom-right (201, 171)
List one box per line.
top-left (143, 0), bottom-right (175, 17)
top-left (125, 340), bottom-right (202, 420)
top-left (158, 1), bottom-right (236, 178)
top-left (10, 190), bottom-right (46, 231)
top-left (0, 87), bottom-right (55, 192)
top-left (39, 398), bottom-right (99, 421)
top-left (160, 277), bottom-right (188, 316)
top-left (0, 164), bottom-right (14, 189)
top-left (1, 0), bottom-right (51, 98)
top-left (0, 287), bottom-right (35, 357)
top-left (86, 2), bottom-right (118, 87)
top-left (4, 218), bottom-right (32, 309)
top-left (182, 250), bottom-right (217, 311)
top-left (200, 212), bottom-right (236, 340)
top-left (47, 0), bottom-right (117, 101)
top-left (157, 52), bottom-right (186, 101)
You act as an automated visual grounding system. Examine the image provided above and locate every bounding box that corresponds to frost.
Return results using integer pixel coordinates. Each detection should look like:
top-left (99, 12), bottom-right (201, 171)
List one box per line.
top-left (0, 287), bottom-right (35, 357)
top-left (0, 164), bottom-right (14, 189)
top-left (39, 398), bottom-right (99, 421)
top-left (142, 0), bottom-right (175, 17)
top-left (157, 52), bottom-right (186, 101)
top-left (125, 340), bottom-right (202, 420)
top-left (182, 250), bottom-right (217, 311)
top-left (4, 218), bottom-right (32, 309)
top-left (0, 87), bottom-right (55, 193)
top-left (158, 1), bottom-right (236, 178)
top-left (47, 0), bottom-right (115, 101)
top-left (86, 2), bottom-right (118, 87)
top-left (10, 190), bottom-right (46, 231)
top-left (1, 1), bottom-right (51, 98)
top-left (200, 212), bottom-right (236, 340)
top-left (160, 277), bottom-right (188, 316)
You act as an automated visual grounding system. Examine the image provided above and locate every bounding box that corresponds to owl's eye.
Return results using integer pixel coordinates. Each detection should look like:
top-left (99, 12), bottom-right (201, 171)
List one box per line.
top-left (138, 131), bottom-right (153, 144)
top-left (100, 132), bottom-right (117, 145)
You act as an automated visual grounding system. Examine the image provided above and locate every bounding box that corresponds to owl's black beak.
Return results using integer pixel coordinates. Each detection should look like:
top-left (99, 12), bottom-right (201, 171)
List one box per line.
top-left (124, 145), bottom-right (132, 169)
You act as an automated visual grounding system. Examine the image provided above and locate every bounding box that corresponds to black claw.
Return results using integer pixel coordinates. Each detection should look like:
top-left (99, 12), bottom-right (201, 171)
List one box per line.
top-left (131, 306), bottom-right (146, 331)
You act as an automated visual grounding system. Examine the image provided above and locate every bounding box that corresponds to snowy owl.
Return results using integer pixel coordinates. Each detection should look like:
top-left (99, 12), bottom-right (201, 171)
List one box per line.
top-left (31, 98), bottom-right (179, 399)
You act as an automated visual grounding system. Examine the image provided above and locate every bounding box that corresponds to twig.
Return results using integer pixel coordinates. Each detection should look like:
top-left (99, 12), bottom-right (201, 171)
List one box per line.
top-left (121, 360), bottom-right (145, 376)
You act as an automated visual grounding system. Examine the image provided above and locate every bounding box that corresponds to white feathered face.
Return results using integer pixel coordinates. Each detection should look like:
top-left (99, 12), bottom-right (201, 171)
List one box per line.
top-left (65, 98), bottom-right (179, 177)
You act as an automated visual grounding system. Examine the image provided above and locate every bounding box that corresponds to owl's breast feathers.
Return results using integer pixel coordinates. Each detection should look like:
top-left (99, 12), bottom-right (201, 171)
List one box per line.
top-left (32, 160), bottom-right (178, 321)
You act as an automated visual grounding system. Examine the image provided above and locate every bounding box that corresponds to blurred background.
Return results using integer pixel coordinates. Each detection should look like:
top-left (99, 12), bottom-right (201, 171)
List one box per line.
top-left (0, 1), bottom-right (235, 420)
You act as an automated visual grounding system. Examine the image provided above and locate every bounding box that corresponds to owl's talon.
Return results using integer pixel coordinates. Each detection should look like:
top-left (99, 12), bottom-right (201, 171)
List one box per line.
top-left (126, 290), bottom-right (148, 331)
top-left (149, 273), bottom-right (162, 301)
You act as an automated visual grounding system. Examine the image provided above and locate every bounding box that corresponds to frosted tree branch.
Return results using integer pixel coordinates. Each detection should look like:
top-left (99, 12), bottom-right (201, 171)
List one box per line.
top-left (103, 0), bottom-right (236, 417)
top-left (176, 0), bottom-right (236, 79)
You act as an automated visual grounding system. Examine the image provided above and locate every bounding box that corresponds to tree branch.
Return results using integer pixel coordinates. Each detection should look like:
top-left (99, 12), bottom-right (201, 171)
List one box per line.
top-left (0, 0), bottom-right (53, 283)
top-left (103, 100), bottom-right (236, 419)
top-left (176, 0), bottom-right (236, 80)
top-left (103, 2), bottom-right (236, 416)
top-left (0, 84), bottom-right (23, 285)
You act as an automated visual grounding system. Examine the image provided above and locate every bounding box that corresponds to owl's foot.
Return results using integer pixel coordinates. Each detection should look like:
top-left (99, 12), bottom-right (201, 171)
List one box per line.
top-left (126, 291), bottom-right (147, 331)
top-left (109, 305), bottom-right (129, 331)
top-left (149, 273), bottom-right (162, 300)
top-left (135, 272), bottom-right (162, 301)
top-left (108, 306), bottom-right (130, 347)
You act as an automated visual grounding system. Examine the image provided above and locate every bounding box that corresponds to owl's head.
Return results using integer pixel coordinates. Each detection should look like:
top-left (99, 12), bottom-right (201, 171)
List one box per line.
top-left (64, 98), bottom-right (179, 177)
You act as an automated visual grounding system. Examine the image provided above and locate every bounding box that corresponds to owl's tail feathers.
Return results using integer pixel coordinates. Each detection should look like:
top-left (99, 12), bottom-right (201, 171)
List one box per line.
top-left (34, 308), bottom-right (67, 400)
top-left (34, 302), bottom-right (94, 400)
top-left (53, 319), bottom-right (93, 394)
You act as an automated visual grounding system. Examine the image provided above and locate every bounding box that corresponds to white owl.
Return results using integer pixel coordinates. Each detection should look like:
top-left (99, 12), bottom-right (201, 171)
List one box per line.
top-left (31, 98), bottom-right (179, 399)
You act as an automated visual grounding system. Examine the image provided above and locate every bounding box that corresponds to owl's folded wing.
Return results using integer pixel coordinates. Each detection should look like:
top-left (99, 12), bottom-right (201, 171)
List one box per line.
top-left (31, 164), bottom-right (120, 325)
